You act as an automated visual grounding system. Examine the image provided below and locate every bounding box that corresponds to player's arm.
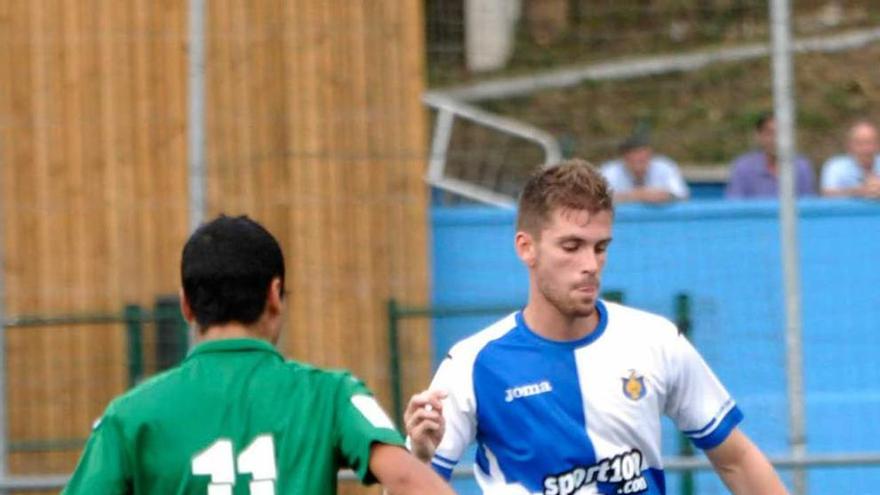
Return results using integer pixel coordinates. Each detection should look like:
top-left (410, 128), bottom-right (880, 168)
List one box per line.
top-left (62, 414), bottom-right (132, 495)
top-left (369, 443), bottom-right (455, 494)
top-left (664, 327), bottom-right (786, 493)
top-left (706, 428), bottom-right (788, 494)
top-left (333, 372), bottom-right (451, 490)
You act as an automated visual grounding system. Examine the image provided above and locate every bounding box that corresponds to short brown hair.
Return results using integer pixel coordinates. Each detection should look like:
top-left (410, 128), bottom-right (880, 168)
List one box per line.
top-left (516, 159), bottom-right (613, 235)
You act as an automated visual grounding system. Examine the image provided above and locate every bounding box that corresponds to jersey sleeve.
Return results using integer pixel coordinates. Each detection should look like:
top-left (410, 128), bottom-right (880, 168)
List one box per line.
top-left (333, 373), bottom-right (405, 485)
top-left (664, 333), bottom-right (743, 450)
top-left (62, 411), bottom-right (132, 495)
top-left (426, 353), bottom-right (477, 480)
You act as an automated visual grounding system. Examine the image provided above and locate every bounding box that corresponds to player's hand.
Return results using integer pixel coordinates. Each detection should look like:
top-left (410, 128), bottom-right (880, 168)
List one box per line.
top-left (862, 176), bottom-right (880, 199)
top-left (404, 389), bottom-right (447, 463)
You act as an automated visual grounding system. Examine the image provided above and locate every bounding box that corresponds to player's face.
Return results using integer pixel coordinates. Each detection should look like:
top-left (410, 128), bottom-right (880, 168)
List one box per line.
top-left (530, 208), bottom-right (613, 318)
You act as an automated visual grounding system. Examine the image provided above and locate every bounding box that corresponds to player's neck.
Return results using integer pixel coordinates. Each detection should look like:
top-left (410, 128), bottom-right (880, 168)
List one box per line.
top-left (522, 298), bottom-right (599, 342)
top-left (197, 322), bottom-right (269, 344)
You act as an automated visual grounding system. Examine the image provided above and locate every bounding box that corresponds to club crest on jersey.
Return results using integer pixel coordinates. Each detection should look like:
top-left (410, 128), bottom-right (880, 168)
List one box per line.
top-left (622, 370), bottom-right (646, 401)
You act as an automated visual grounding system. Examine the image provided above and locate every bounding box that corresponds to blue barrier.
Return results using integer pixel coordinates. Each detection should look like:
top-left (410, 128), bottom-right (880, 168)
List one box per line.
top-left (687, 181), bottom-right (725, 200)
top-left (431, 198), bottom-right (880, 493)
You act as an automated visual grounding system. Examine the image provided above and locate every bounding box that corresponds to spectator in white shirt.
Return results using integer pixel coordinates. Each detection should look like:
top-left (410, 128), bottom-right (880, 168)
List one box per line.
top-left (599, 133), bottom-right (689, 204)
top-left (820, 120), bottom-right (880, 199)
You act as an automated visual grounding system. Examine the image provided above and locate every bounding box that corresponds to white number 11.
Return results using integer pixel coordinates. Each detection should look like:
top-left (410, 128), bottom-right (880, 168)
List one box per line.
top-left (192, 434), bottom-right (277, 495)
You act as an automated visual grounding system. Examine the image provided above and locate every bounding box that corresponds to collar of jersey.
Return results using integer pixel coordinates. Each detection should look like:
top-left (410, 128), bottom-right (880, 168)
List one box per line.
top-left (185, 338), bottom-right (283, 361)
top-left (515, 299), bottom-right (608, 348)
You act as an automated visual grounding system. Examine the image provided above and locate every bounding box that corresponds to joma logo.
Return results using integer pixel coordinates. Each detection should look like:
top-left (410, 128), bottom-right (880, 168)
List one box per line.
top-left (505, 380), bottom-right (553, 402)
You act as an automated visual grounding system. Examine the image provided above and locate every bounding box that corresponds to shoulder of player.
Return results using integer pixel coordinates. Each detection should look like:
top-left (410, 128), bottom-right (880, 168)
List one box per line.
top-left (111, 366), bottom-right (183, 407)
top-left (445, 312), bottom-right (519, 364)
top-left (280, 362), bottom-right (374, 395)
top-left (603, 301), bottom-right (680, 342)
top-left (97, 366), bottom-right (186, 425)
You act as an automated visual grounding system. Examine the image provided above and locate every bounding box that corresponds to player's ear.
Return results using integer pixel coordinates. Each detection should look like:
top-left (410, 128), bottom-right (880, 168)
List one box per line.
top-left (515, 231), bottom-right (537, 267)
top-left (179, 288), bottom-right (196, 324)
top-left (265, 277), bottom-right (283, 317)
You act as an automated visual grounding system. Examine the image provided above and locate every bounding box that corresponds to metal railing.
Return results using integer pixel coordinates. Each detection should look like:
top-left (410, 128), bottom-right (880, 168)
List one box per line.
top-left (422, 25), bottom-right (880, 209)
top-left (9, 452), bottom-right (880, 491)
top-left (423, 92), bottom-right (562, 208)
top-left (5, 291), bottom-right (880, 492)
top-left (1, 300), bottom-right (189, 470)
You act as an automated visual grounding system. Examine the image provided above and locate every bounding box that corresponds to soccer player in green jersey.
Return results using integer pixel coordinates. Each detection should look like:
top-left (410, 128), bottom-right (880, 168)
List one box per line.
top-left (64, 215), bottom-right (453, 495)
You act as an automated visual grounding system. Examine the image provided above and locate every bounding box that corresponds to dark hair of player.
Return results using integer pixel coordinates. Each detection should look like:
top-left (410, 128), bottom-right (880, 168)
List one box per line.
top-left (181, 215), bottom-right (285, 329)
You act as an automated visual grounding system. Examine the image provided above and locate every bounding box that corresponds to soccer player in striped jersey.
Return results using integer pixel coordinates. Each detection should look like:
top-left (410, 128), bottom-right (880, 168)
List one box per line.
top-left (405, 160), bottom-right (787, 495)
top-left (64, 215), bottom-right (453, 495)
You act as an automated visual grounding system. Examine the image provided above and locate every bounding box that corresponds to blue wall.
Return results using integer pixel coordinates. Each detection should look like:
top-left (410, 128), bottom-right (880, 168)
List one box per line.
top-left (430, 199), bottom-right (880, 493)
top-left (687, 181), bottom-right (725, 200)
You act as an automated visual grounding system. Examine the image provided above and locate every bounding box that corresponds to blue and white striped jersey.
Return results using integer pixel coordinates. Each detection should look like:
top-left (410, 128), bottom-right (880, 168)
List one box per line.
top-left (428, 300), bottom-right (742, 495)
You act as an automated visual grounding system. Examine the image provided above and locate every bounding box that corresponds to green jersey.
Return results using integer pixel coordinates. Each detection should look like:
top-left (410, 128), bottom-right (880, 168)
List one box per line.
top-left (63, 338), bottom-right (404, 495)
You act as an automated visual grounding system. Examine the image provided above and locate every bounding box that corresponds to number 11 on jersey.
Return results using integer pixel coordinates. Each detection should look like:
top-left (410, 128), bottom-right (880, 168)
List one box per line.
top-left (192, 434), bottom-right (278, 495)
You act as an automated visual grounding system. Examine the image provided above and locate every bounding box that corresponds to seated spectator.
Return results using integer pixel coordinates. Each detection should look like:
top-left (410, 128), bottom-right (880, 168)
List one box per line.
top-left (599, 133), bottom-right (689, 204)
top-left (820, 120), bottom-right (880, 199)
top-left (725, 112), bottom-right (815, 198)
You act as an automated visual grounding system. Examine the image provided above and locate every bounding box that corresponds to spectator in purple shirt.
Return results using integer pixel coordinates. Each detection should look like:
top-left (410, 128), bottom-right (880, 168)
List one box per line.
top-left (725, 112), bottom-right (815, 198)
